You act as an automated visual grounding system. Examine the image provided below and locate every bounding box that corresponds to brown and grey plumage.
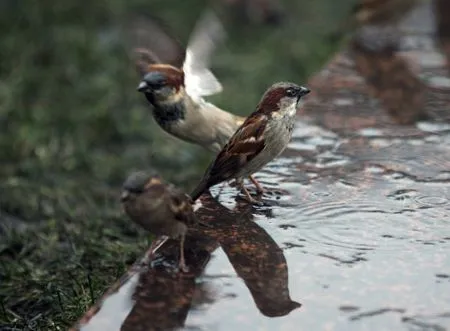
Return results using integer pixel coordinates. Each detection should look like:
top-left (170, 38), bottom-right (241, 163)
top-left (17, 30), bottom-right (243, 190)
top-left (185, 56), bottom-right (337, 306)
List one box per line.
top-left (190, 82), bottom-right (310, 203)
top-left (126, 11), bottom-right (245, 153)
top-left (120, 171), bottom-right (197, 272)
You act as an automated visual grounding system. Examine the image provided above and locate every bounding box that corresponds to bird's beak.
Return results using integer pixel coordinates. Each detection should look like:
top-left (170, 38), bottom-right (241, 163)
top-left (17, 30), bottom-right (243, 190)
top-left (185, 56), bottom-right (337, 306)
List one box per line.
top-left (299, 86), bottom-right (310, 97)
top-left (296, 86), bottom-right (310, 102)
top-left (120, 191), bottom-right (130, 202)
top-left (137, 81), bottom-right (149, 93)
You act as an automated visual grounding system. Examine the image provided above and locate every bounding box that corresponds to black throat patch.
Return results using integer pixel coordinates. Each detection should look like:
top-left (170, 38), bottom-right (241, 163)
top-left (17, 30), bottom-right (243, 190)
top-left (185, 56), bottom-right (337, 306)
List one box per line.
top-left (145, 93), bottom-right (186, 128)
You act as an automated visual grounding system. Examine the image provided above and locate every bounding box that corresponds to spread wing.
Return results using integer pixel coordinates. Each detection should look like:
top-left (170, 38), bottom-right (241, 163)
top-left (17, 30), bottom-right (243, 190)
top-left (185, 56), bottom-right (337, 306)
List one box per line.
top-left (125, 14), bottom-right (186, 76)
top-left (183, 10), bottom-right (225, 100)
top-left (166, 185), bottom-right (197, 226)
top-left (205, 113), bottom-right (268, 186)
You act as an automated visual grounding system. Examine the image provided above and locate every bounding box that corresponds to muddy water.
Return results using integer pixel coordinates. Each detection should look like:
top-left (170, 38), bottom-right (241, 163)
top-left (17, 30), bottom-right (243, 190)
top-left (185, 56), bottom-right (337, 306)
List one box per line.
top-left (73, 2), bottom-right (450, 330)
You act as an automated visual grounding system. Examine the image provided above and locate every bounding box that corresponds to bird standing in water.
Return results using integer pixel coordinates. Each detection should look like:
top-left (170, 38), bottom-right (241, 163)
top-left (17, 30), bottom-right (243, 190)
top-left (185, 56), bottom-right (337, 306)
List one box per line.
top-left (190, 82), bottom-right (310, 203)
top-left (121, 171), bottom-right (197, 272)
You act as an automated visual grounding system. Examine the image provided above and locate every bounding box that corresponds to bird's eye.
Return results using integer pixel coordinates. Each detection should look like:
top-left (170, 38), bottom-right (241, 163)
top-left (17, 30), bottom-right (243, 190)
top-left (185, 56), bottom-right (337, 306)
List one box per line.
top-left (286, 88), bottom-right (297, 97)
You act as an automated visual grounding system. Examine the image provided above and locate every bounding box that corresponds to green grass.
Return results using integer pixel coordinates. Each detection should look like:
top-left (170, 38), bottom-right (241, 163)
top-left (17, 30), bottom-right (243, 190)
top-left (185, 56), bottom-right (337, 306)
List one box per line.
top-left (0, 0), bottom-right (354, 329)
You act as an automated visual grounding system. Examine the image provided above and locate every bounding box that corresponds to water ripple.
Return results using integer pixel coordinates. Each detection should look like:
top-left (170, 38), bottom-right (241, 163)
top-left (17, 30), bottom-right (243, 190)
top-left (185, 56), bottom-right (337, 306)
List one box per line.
top-left (275, 199), bottom-right (450, 254)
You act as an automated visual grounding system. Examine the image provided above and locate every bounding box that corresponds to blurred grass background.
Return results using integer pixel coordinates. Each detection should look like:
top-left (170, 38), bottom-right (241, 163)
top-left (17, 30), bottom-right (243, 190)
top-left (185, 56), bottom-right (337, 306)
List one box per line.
top-left (0, 0), bottom-right (354, 329)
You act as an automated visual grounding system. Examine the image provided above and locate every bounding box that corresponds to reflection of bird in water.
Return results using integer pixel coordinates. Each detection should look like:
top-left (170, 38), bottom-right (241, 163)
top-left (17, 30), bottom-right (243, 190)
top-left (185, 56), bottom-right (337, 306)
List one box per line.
top-left (120, 193), bottom-right (299, 330)
top-left (202, 195), bottom-right (301, 317)
top-left (120, 266), bottom-right (200, 331)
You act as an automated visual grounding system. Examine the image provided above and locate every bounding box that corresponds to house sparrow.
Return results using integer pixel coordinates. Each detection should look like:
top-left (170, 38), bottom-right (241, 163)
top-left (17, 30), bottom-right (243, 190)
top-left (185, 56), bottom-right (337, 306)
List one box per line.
top-left (120, 171), bottom-right (197, 272)
top-left (190, 82), bottom-right (310, 203)
top-left (130, 11), bottom-right (245, 153)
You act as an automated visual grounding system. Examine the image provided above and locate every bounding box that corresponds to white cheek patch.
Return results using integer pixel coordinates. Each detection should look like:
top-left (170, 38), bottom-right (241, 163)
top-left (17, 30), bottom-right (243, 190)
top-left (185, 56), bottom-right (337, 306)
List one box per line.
top-left (295, 99), bottom-right (305, 113)
top-left (287, 103), bottom-right (297, 116)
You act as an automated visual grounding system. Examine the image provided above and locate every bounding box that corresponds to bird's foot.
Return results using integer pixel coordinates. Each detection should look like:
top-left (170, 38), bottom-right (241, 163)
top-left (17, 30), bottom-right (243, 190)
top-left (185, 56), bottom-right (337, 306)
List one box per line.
top-left (240, 185), bottom-right (264, 205)
top-left (249, 175), bottom-right (266, 194)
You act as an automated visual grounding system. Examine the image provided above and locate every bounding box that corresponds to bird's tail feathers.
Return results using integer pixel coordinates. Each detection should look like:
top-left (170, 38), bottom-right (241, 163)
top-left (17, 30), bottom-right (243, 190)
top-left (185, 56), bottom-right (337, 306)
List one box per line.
top-left (190, 180), bottom-right (209, 202)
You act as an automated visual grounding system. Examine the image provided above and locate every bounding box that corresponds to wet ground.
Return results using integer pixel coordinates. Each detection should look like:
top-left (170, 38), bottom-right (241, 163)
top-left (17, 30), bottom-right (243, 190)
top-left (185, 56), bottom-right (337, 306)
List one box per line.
top-left (72, 1), bottom-right (450, 330)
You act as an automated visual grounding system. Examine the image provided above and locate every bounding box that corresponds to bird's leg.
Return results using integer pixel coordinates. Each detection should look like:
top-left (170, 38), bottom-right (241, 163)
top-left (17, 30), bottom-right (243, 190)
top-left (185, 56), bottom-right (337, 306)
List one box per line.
top-left (147, 239), bottom-right (159, 263)
top-left (144, 236), bottom-right (169, 266)
top-left (178, 234), bottom-right (189, 273)
top-left (249, 175), bottom-right (265, 194)
top-left (239, 181), bottom-right (259, 204)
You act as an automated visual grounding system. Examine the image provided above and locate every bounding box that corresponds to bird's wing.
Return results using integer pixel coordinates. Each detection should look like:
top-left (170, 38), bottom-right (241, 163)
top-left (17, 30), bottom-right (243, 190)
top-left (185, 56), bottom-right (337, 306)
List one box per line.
top-left (205, 113), bottom-right (268, 185)
top-left (125, 14), bottom-right (186, 76)
top-left (183, 10), bottom-right (225, 100)
top-left (167, 185), bottom-right (197, 226)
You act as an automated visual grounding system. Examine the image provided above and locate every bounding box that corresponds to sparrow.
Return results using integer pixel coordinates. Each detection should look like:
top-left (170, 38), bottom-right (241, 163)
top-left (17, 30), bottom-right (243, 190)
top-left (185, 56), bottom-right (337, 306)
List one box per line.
top-left (129, 11), bottom-right (245, 153)
top-left (120, 171), bottom-right (197, 272)
top-left (190, 82), bottom-right (310, 204)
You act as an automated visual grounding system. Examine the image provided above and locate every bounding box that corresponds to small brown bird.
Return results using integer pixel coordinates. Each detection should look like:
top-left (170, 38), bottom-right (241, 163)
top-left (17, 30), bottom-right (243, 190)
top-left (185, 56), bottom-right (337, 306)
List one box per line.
top-left (120, 171), bottom-right (197, 272)
top-left (190, 82), bottom-right (310, 203)
top-left (130, 11), bottom-right (245, 153)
